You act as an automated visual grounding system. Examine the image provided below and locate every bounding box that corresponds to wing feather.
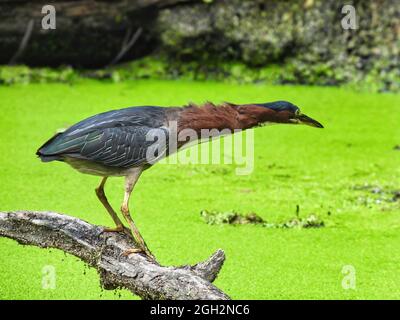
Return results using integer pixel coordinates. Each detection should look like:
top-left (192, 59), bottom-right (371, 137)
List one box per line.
top-left (41, 126), bottom-right (169, 168)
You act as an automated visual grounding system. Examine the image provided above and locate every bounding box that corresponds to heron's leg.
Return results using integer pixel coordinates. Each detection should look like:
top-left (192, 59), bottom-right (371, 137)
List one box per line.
top-left (95, 177), bottom-right (125, 232)
top-left (120, 168), bottom-right (154, 259)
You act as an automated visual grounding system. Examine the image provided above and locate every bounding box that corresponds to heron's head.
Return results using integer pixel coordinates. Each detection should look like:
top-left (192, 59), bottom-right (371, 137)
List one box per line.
top-left (254, 101), bottom-right (323, 128)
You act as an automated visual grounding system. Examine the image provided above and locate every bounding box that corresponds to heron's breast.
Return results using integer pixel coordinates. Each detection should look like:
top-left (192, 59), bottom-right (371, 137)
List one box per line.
top-left (65, 158), bottom-right (132, 177)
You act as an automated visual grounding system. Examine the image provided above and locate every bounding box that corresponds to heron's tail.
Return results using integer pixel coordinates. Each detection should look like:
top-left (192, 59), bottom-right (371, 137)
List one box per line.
top-left (36, 132), bottom-right (64, 162)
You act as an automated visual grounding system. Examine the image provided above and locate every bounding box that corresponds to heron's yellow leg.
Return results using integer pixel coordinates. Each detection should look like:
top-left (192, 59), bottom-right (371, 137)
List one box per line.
top-left (95, 177), bottom-right (125, 232)
top-left (120, 168), bottom-right (155, 260)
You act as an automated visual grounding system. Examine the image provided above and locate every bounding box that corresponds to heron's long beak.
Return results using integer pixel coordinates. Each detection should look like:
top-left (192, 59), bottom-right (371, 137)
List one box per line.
top-left (296, 114), bottom-right (324, 128)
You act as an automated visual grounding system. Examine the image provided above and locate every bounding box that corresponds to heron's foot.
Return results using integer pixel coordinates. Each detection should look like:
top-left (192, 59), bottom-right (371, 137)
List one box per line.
top-left (122, 246), bottom-right (156, 262)
top-left (102, 225), bottom-right (132, 237)
top-left (122, 247), bottom-right (144, 256)
top-left (103, 225), bottom-right (124, 232)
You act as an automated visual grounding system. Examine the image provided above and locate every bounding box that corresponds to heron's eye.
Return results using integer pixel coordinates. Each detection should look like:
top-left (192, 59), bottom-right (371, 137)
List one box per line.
top-left (295, 109), bottom-right (300, 116)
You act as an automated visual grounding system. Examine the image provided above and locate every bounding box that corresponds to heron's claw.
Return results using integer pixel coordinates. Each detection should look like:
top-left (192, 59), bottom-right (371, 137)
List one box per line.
top-left (122, 248), bottom-right (144, 256)
top-left (103, 225), bottom-right (125, 232)
top-left (102, 225), bottom-right (132, 237)
top-left (122, 247), bottom-right (157, 262)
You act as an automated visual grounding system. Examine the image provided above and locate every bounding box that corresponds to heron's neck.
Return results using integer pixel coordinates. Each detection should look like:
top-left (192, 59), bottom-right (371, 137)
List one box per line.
top-left (176, 102), bottom-right (267, 133)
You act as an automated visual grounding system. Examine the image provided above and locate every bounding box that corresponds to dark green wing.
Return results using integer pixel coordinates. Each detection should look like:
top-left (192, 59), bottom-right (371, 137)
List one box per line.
top-left (38, 126), bottom-right (169, 168)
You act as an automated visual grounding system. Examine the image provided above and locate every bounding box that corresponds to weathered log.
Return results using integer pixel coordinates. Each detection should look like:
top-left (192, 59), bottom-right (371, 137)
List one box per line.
top-left (0, 0), bottom-right (197, 67)
top-left (0, 210), bottom-right (229, 300)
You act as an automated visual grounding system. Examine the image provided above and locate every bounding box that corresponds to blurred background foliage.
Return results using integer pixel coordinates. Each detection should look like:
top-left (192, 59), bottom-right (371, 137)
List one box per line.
top-left (0, 0), bottom-right (399, 91)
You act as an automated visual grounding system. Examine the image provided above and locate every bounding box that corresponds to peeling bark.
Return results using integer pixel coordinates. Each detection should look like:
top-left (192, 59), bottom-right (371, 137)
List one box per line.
top-left (0, 211), bottom-right (229, 300)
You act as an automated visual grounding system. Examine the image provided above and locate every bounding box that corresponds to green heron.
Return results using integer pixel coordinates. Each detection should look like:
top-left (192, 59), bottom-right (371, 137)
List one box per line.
top-left (37, 101), bottom-right (323, 258)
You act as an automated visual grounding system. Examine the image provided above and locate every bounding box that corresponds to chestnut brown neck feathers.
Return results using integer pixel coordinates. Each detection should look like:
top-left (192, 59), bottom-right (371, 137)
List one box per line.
top-left (175, 102), bottom-right (292, 133)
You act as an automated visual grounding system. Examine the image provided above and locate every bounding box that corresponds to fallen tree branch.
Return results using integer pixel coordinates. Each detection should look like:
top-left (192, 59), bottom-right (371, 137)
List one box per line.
top-left (0, 211), bottom-right (229, 300)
